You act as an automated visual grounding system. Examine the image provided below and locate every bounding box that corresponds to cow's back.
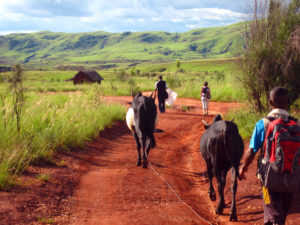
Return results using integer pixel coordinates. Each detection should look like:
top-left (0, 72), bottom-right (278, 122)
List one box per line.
top-left (132, 95), bottom-right (157, 138)
top-left (200, 120), bottom-right (244, 169)
top-left (224, 121), bottom-right (244, 167)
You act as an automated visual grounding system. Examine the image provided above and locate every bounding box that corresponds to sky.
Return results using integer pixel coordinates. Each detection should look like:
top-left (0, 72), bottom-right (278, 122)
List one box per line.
top-left (0, 0), bottom-right (249, 35)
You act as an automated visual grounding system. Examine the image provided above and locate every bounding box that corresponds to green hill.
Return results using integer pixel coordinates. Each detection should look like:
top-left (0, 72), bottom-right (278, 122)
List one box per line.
top-left (0, 22), bottom-right (246, 69)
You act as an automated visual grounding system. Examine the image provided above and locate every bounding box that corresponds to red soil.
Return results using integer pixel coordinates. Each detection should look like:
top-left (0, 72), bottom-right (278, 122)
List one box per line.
top-left (0, 96), bottom-right (299, 225)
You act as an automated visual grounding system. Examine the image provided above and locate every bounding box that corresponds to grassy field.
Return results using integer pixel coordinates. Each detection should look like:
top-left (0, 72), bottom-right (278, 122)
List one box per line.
top-left (0, 58), bottom-right (246, 102)
top-left (0, 58), bottom-right (298, 190)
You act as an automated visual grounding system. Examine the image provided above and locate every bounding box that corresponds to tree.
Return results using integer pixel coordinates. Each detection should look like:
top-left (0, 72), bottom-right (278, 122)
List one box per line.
top-left (239, 0), bottom-right (300, 113)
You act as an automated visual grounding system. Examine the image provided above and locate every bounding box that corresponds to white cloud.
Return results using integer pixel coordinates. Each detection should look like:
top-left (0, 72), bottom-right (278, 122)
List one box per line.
top-left (0, 0), bottom-right (247, 34)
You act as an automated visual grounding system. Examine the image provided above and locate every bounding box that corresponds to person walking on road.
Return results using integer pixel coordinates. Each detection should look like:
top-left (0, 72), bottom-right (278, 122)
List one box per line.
top-left (155, 76), bottom-right (168, 113)
top-left (239, 87), bottom-right (300, 225)
top-left (201, 81), bottom-right (211, 115)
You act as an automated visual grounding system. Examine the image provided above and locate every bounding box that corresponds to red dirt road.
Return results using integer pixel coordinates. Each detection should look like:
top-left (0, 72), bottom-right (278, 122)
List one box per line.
top-left (69, 96), bottom-right (300, 225)
top-left (0, 96), bottom-right (299, 225)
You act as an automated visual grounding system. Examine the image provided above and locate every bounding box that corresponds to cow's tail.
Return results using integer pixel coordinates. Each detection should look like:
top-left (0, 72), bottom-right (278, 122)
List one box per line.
top-left (142, 96), bottom-right (156, 133)
top-left (140, 97), bottom-right (156, 149)
top-left (148, 132), bottom-right (156, 149)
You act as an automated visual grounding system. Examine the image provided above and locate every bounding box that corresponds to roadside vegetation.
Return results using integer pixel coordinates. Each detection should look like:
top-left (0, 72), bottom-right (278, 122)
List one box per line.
top-left (0, 78), bottom-right (126, 190)
top-left (239, 0), bottom-right (300, 113)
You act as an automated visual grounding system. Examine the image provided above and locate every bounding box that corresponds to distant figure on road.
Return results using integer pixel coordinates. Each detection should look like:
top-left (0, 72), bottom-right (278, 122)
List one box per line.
top-left (155, 75), bottom-right (168, 113)
top-left (201, 81), bottom-right (211, 115)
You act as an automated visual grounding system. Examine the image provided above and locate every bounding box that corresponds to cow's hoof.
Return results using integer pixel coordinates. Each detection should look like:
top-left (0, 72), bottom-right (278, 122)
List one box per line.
top-left (209, 192), bottom-right (216, 201)
top-left (142, 160), bottom-right (148, 168)
top-left (215, 209), bottom-right (223, 215)
top-left (215, 207), bottom-right (224, 215)
top-left (229, 213), bottom-right (237, 222)
top-left (136, 161), bottom-right (142, 166)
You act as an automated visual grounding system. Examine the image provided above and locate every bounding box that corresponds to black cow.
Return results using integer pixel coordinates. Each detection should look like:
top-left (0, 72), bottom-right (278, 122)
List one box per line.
top-left (200, 114), bottom-right (244, 221)
top-left (126, 92), bottom-right (157, 168)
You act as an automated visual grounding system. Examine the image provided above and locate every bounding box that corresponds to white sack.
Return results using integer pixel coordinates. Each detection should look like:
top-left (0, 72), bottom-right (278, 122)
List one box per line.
top-left (165, 88), bottom-right (177, 106)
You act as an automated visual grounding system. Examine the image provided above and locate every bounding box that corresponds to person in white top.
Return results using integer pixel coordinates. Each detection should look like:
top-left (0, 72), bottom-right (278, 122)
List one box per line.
top-left (201, 81), bottom-right (211, 115)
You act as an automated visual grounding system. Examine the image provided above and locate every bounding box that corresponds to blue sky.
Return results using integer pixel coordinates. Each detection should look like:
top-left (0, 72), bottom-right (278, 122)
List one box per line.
top-left (0, 0), bottom-right (248, 35)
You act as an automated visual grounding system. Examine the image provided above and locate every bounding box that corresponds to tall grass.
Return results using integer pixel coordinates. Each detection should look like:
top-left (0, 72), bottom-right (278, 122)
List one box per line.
top-left (0, 85), bottom-right (126, 190)
top-left (224, 109), bottom-right (263, 139)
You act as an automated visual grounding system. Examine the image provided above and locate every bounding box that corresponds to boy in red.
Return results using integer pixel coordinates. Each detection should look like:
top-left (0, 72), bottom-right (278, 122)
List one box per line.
top-left (239, 87), bottom-right (300, 225)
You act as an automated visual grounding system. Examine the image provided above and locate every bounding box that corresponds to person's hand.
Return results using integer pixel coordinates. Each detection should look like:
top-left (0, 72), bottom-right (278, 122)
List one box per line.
top-left (239, 166), bottom-right (247, 180)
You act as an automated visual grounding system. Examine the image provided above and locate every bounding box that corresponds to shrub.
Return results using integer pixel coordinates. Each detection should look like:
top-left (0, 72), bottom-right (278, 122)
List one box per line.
top-left (239, 0), bottom-right (300, 112)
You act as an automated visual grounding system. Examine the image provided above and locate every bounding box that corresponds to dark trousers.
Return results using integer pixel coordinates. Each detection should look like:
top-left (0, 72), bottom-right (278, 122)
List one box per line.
top-left (262, 186), bottom-right (293, 224)
top-left (158, 97), bottom-right (165, 113)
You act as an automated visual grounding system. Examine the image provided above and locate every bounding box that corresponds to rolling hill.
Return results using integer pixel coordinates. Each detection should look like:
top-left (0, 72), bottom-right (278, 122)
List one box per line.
top-left (0, 22), bottom-right (246, 69)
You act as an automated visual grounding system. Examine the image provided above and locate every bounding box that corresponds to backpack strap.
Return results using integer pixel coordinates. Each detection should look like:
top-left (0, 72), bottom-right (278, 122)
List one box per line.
top-left (263, 116), bottom-right (275, 132)
top-left (288, 116), bottom-right (298, 122)
top-left (257, 117), bottom-right (276, 182)
top-left (258, 117), bottom-right (276, 161)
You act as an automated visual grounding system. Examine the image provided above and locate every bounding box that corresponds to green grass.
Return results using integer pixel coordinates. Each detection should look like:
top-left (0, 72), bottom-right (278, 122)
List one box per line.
top-left (0, 85), bottom-right (126, 190)
top-left (224, 109), bottom-right (263, 139)
top-left (0, 58), bottom-right (246, 102)
top-left (36, 216), bottom-right (54, 224)
top-left (36, 173), bottom-right (50, 182)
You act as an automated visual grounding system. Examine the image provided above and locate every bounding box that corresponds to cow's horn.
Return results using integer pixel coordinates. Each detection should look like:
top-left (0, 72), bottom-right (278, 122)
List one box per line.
top-left (231, 118), bottom-right (234, 122)
top-left (202, 120), bottom-right (209, 126)
top-left (131, 90), bottom-right (134, 99)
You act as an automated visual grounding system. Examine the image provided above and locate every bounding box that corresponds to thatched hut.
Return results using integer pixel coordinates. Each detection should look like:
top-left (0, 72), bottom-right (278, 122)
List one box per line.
top-left (69, 71), bottom-right (104, 85)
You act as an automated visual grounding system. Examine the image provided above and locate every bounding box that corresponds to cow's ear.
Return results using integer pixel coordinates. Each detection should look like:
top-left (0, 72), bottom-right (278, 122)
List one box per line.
top-left (149, 91), bottom-right (153, 98)
top-left (213, 114), bottom-right (222, 122)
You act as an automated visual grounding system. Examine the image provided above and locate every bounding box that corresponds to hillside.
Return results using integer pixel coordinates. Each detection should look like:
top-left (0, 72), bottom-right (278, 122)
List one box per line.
top-left (0, 22), bottom-right (246, 69)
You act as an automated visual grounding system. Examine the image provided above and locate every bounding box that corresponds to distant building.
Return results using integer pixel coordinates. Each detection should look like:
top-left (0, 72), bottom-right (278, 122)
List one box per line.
top-left (68, 71), bottom-right (104, 85)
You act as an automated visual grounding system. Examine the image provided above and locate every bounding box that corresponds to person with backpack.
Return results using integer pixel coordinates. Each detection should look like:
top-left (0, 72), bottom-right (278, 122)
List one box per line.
top-left (154, 75), bottom-right (168, 113)
top-left (201, 81), bottom-right (211, 115)
top-left (239, 87), bottom-right (300, 225)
